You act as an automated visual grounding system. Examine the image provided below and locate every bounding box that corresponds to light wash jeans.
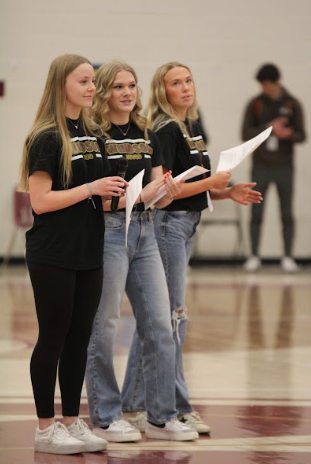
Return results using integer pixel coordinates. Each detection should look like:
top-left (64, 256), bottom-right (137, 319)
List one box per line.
top-left (122, 209), bottom-right (201, 416)
top-left (85, 211), bottom-right (178, 426)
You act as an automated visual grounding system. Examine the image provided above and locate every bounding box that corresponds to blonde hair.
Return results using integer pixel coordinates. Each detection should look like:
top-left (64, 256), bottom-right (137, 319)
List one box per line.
top-left (89, 60), bottom-right (148, 139)
top-left (19, 53), bottom-right (94, 191)
top-left (146, 62), bottom-right (198, 135)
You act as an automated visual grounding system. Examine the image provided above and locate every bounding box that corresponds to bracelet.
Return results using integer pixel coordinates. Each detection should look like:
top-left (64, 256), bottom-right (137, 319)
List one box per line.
top-left (164, 194), bottom-right (174, 201)
top-left (86, 182), bottom-right (96, 209)
top-left (86, 182), bottom-right (93, 198)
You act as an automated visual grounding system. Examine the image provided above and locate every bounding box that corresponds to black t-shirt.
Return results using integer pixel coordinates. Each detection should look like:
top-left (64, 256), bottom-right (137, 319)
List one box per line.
top-left (155, 119), bottom-right (211, 212)
top-left (104, 123), bottom-right (164, 211)
top-left (26, 121), bottom-right (110, 270)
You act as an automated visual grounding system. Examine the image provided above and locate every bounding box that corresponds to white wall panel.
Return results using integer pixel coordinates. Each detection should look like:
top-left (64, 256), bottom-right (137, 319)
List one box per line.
top-left (0, 0), bottom-right (310, 258)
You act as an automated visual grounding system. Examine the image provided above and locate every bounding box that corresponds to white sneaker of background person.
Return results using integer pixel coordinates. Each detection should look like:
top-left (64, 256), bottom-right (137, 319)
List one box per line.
top-left (178, 410), bottom-right (211, 434)
top-left (244, 255), bottom-right (261, 272)
top-left (281, 256), bottom-right (299, 273)
top-left (34, 422), bottom-right (86, 454)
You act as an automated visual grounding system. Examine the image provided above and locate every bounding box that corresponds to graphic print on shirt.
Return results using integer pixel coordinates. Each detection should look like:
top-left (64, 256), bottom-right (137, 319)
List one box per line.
top-left (104, 126), bottom-right (163, 186)
top-left (105, 137), bottom-right (153, 161)
top-left (71, 135), bottom-right (103, 162)
top-left (183, 132), bottom-right (209, 172)
top-left (184, 133), bottom-right (208, 156)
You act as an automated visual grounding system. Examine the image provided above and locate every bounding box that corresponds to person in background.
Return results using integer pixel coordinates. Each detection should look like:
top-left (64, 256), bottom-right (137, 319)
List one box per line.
top-left (85, 60), bottom-right (199, 443)
top-left (19, 54), bottom-right (128, 455)
top-left (242, 63), bottom-right (306, 272)
top-left (121, 61), bottom-right (262, 435)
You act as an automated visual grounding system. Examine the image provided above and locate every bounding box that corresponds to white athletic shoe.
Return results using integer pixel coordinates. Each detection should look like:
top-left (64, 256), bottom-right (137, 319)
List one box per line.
top-left (67, 418), bottom-right (107, 452)
top-left (178, 411), bottom-right (211, 434)
top-left (123, 411), bottom-right (147, 432)
top-left (34, 422), bottom-right (85, 454)
top-left (244, 256), bottom-right (261, 272)
top-left (281, 256), bottom-right (299, 273)
top-left (93, 419), bottom-right (141, 442)
top-left (145, 419), bottom-right (198, 441)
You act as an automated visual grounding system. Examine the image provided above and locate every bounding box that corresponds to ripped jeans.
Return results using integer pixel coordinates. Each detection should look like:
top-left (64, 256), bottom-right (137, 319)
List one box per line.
top-left (122, 209), bottom-right (201, 415)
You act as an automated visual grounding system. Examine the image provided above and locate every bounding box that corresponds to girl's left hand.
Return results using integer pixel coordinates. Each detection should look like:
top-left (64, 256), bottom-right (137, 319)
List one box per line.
top-left (229, 182), bottom-right (263, 205)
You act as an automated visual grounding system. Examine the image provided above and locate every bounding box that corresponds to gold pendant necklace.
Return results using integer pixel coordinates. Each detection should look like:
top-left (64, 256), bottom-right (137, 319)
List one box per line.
top-left (114, 121), bottom-right (131, 137)
top-left (67, 118), bottom-right (80, 130)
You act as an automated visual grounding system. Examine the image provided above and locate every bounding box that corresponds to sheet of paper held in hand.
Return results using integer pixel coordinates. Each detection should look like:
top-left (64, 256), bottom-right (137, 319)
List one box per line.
top-left (125, 169), bottom-right (145, 247)
top-left (144, 165), bottom-right (209, 210)
top-left (216, 126), bottom-right (272, 173)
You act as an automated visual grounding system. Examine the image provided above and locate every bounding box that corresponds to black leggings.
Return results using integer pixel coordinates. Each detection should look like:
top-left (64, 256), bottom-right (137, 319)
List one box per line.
top-left (27, 262), bottom-right (103, 418)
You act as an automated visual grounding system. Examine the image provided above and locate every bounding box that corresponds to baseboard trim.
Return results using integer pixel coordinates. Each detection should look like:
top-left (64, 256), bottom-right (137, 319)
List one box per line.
top-left (189, 256), bottom-right (311, 266)
top-left (1, 256), bottom-right (311, 267)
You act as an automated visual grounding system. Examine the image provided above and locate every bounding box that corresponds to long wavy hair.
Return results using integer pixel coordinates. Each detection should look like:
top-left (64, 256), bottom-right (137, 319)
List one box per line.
top-left (19, 53), bottom-right (94, 191)
top-left (89, 60), bottom-right (148, 139)
top-left (146, 62), bottom-right (198, 135)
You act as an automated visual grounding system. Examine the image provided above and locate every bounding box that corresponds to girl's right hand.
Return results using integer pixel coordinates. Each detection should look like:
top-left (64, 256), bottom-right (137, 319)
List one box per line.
top-left (140, 176), bottom-right (165, 203)
top-left (209, 171), bottom-right (231, 190)
top-left (91, 176), bottom-right (129, 199)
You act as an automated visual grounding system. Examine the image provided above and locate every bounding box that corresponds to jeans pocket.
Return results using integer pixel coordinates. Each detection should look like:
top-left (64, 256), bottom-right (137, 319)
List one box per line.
top-left (104, 212), bottom-right (124, 230)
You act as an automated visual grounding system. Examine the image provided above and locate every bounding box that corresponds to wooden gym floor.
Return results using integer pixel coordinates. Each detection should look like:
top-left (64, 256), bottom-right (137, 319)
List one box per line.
top-left (0, 263), bottom-right (310, 464)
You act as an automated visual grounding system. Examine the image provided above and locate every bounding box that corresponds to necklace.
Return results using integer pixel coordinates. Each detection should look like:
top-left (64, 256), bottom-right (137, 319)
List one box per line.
top-left (114, 121), bottom-right (131, 137)
top-left (67, 118), bottom-right (80, 130)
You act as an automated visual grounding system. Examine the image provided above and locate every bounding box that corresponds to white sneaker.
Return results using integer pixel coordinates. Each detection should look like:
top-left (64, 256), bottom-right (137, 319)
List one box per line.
top-left (178, 411), bottom-right (211, 434)
top-left (93, 419), bottom-right (141, 442)
top-left (145, 419), bottom-right (198, 441)
top-left (67, 418), bottom-right (107, 452)
top-left (281, 256), bottom-right (299, 273)
top-left (244, 256), bottom-right (261, 272)
top-left (34, 422), bottom-right (86, 454)
top-left (123, 411), bottom-right (147, 432)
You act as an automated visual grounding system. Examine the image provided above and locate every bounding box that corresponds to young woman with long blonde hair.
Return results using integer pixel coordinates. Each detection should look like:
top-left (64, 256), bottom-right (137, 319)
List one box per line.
top-left (122, 62), bottom-right (262, 434)
top-left (85, 60), bottom-right (202, 443)
top-left (20, 53), bottom-right (127, 455)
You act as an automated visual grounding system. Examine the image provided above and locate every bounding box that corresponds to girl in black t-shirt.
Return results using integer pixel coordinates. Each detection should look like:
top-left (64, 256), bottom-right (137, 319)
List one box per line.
top-left (85, 60), bottom-right (200, 443)
top-left (19, 54), bottom-right (128, 455)
top-left (122, 62), bottom-right (263, 434)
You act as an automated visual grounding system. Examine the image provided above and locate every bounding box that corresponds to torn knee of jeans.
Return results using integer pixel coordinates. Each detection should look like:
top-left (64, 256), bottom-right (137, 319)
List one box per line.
top-left (172, 307), bottom-right (188, 320)
top-left (172, 307), bottom-right (188, 344)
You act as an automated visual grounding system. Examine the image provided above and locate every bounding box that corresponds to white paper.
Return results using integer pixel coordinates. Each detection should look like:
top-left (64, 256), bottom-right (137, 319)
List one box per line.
top-left (216, 126), bottom-right (272, 172)
top-left (206, 190), bottom-right (213, 212)
top-left (144, 165), bottom-right (209, 209)
top-left (125, 169), bottom-right (145, 247)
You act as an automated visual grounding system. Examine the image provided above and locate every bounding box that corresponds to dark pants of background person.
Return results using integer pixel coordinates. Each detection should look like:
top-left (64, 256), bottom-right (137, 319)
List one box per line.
top-left (27, 262), bottom-right (103, 419)
top-left (250, 162), bottom-right (294, 256)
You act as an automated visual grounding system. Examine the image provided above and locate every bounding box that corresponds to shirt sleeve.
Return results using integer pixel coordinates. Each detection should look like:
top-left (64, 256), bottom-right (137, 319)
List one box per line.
top-left (241, 98), bottom-right (268, 141)
top-left (147, 129), bottom-right (165, 167)
top-left (28, 131), bottom-right (61, 178)
top-left (154, 122), bottom-right (180, 171)
top-left (291, 98), bottom-right (307, 144)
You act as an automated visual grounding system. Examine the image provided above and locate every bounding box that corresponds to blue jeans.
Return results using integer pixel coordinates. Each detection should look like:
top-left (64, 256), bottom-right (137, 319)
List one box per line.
top-left (122, 209), bottom-right (201, 416)
top-left (85, 211), bottom-right (177, 426)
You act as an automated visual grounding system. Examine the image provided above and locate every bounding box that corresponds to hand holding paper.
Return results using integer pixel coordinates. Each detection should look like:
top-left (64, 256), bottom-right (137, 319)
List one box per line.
top-left (216, 126), bottom-right (272, 172)
top-left (144, 165), bottom-right (209, 209)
